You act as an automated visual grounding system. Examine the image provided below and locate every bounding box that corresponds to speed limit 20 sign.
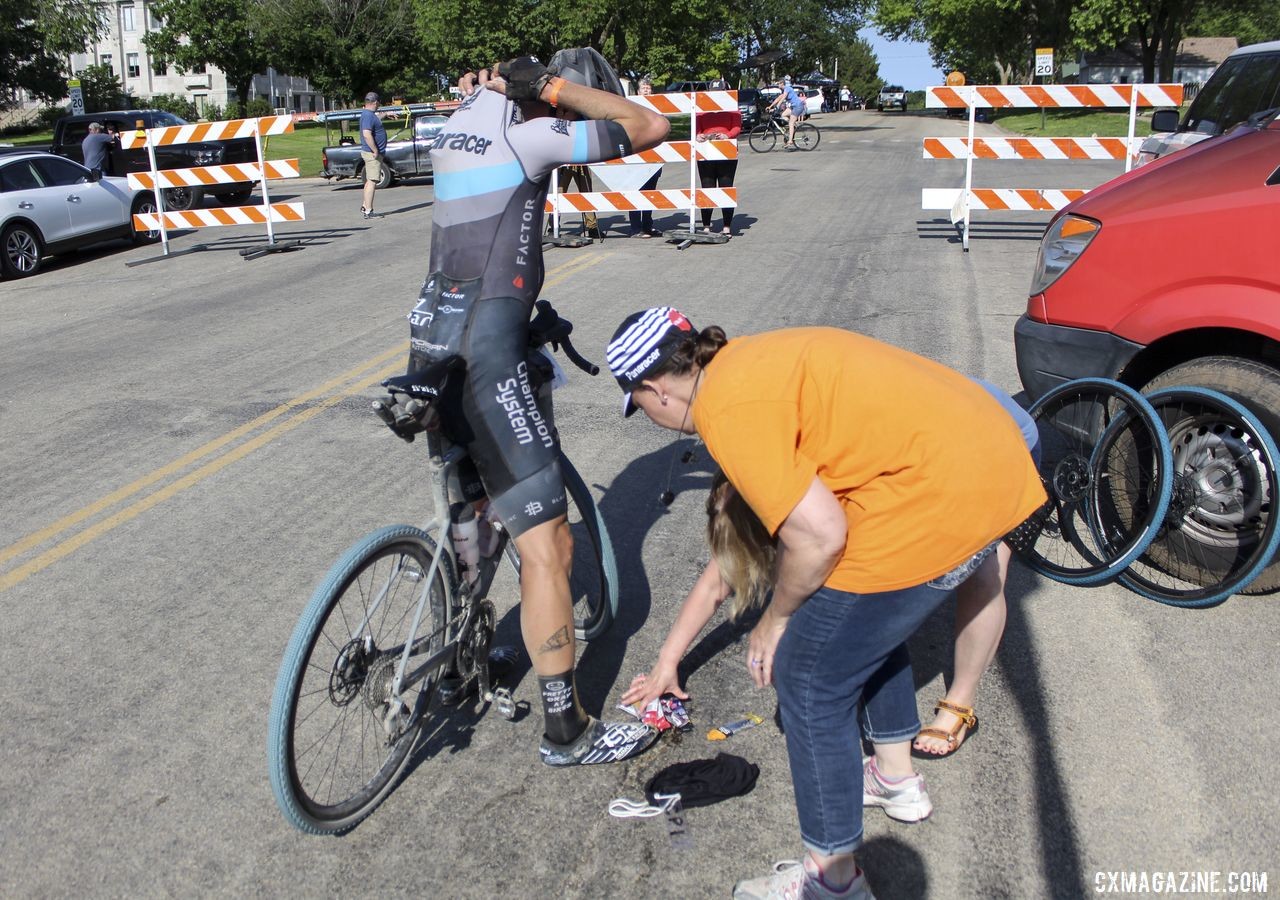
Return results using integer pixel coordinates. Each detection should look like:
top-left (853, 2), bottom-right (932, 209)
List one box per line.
top-left (1035, 48), bottom-right (1054, 77)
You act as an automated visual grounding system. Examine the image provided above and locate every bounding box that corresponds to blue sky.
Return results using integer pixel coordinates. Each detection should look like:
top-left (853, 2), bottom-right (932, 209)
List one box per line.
top-left (858, 27), bottom-right (945, 90)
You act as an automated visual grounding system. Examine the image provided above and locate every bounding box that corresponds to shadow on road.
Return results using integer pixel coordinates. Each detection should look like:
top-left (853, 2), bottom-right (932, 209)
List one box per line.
top-left (860, 835), bottom-right (930, 899)
top-left (909, 563), bottom-right (1087, 898)
top-left (917, 217), bottom-right (1047, 244)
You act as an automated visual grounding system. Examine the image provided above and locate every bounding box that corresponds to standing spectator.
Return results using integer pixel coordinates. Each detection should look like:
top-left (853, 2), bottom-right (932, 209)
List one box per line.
top-left (606, 310), bottom-right (1047, 899)
top-left (81, 122), bottom-right (115, 173)
top-left (840, 85), bottom-right (852, 111)
top-left (695, 105), bottom-right (741, 236)
top-left (359, 91), bottom-right (387, 219)
top-left (629, 78), bottom-right (663, 238)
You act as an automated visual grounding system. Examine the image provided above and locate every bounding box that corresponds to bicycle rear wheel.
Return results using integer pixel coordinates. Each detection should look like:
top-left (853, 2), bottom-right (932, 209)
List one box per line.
top-left (268, 525), bottom-right (456, 834)
top-left (1119, 387), bottom-right (1280, 607)
top-left (793, 123), bottom-right (820, 150)
top-left (748, 124), bottom-right (777, 153)
top-left (503, 451), bottom-right (619, 642)
top-left (1014, 378), bottom-right (1172, 585)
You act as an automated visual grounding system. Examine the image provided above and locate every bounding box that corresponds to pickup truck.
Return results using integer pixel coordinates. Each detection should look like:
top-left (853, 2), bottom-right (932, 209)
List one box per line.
top-left (877, 85), bottom-right (907, 112)
top-left (50, 109), bottom-right (260, 210)
top-left (320, 105), bottom-right (450, 189)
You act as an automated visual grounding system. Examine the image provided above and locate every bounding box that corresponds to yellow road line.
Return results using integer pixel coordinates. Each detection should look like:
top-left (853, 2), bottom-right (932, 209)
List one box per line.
top-left (0, 361), bottom-right (402, 593)
top-left (0, 252), bottom-right (610, 591)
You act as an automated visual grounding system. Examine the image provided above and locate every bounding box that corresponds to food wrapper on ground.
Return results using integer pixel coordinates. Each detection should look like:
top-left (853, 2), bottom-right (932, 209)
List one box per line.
top-left (617, 693), bottom-right (692, 732)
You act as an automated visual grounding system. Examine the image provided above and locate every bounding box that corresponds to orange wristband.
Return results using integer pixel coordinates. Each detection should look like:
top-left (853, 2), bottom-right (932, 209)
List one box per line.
top-left (547, 76), bottom-right (565, 107)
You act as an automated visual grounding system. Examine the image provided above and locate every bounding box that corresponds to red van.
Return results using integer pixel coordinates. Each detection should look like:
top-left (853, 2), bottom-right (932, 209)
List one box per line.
top-left (1014, 112), bottom-right (1280, 591)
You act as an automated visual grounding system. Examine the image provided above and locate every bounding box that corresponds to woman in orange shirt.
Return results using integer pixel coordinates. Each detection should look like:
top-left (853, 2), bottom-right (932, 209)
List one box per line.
top-left (607, 308), bottom-right (1046, 900)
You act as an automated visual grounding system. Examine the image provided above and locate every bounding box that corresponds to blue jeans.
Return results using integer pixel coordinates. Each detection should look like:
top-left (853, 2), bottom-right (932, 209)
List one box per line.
top-left (773, 582), bottom-right (952, 855)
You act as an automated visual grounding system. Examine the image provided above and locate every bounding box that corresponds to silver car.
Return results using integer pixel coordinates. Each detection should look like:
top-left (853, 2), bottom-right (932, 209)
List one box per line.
top-left (1, 151), bottom-right (159, 278)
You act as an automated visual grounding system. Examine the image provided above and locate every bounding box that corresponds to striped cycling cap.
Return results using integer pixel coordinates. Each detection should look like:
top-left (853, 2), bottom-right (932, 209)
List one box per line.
top-left (607, 307), bottom-right (697, 417)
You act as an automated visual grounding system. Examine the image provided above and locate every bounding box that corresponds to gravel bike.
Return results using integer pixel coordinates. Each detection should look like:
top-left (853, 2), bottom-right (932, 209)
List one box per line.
top-left (748, 112), bottom-right (819, 153)
top-left (267, 300), bottom-right (619, 834)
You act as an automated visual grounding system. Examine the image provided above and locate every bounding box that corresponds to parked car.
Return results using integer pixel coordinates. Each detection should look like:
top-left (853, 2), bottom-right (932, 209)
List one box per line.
top-left (1137, 40), bottom-right (1280, 166)
top-left (50, 110), bottom-right (259, 210)
top-left (797, 87), bottom-right (825, 115)
top-left (737, 88), bottom-right (764, 129)
top-left (320, 105), bottom-right (449, 189)
top-left (1, 151), bottom-right (159, 278)
top-left (1013, 112), bottom-right (1280, 592)
top-left (878, 85), bottom-right (907, 111)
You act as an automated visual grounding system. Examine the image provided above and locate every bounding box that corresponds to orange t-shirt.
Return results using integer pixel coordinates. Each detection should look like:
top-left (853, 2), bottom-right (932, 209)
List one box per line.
top-left (691, 328), bottom-right (1047, 593)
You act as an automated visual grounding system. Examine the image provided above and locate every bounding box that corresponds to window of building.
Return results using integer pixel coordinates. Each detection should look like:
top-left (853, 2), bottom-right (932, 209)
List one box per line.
top-left (121, 6), bottom-right (136, 32)
top-left (149, 9), bottom-right (164, 30)
top-left (100, 54), bottom-right (113, 72)
top-left (153, 59), bottom-right (167, 76)
top-left (127, 53), bottom-right (140, 79)
top-left (192, 63), bottom-right (207, 74)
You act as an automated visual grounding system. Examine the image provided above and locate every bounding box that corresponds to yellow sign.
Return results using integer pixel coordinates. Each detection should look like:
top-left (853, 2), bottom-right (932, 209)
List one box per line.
top-left (946, 71), bottom-right (965, 86)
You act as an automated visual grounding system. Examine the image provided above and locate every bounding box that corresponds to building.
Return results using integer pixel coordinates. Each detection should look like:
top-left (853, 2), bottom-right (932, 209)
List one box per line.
top-left (65, 0), bottom-right (325, 116)
top-left (1078, 37), bottom-right (1239, 86)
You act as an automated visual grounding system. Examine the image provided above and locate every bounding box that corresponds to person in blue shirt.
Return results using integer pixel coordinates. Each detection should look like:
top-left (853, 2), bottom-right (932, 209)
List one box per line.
top-left (767, 79), bottom-right (806, 149)
top-left (81, 122), bottom-right (116, 173)
top-left (359, 91), bottom-right (388, 219)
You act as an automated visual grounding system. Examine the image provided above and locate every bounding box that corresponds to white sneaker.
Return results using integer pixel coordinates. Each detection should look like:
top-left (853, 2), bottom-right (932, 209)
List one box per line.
top-left (732, 858), bottom-right (875, 899)
top-left (862, 756), bottom-right (933, 823)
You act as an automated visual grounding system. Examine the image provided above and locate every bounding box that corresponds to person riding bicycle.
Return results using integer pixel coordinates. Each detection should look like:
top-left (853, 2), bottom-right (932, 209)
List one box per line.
top-left (405, 50), bottom-right (669, 766)
top-left (767, 79), bottom-right (806, 149)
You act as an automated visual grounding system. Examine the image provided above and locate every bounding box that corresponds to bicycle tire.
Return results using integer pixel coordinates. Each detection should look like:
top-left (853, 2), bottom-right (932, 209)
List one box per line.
top-left (1016, 378), bottom-right (1173, 585)
top-left (1118, 386), bottom-right (1280, 607)
top-left (268, 525), bottom-right (456, 834)
top-left (502, 452), bottom-right (619, 642)
top-left (793, 122), bottom-right (820, 150)
top-left (748, 124), bottom-right (777, 153)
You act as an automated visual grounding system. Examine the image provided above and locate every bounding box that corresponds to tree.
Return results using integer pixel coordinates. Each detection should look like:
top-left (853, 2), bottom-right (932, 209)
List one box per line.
top-left (144, 0), bottom-right (273, 107)
top-left (262, 0), bottom-right (421, 103)
top-left (835, 35), bottom-right (881, 98)
top-left (1188, 0), bottom-right (1280, 51)
top-left (0, 0), bottom-right (104, 108)
top-left (78, 62), bottom-right (132, 112)
top-left (875, 0), bottom-right (1074, 84)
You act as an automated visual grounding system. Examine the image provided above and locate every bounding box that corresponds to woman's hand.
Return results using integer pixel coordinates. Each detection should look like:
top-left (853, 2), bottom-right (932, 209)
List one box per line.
top-left (747, 607), bottom-right (790, 688)
top-left (620, 661), bottom-right (687, 710)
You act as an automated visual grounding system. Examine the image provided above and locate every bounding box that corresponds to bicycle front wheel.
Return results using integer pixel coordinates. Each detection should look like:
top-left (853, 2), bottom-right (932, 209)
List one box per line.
top-left (1015, 378), bottom-right (1173, 585)
top-left (503, 452), bottom-right (619, 642)
top-left (1119, 386), bottom-right (1280, 607)
top-left (268, 525), bottom-right (456, 834)
top-left (793, 123), bottom-right (820, 150)
top-left (748, 124), bottom-right (777, 153)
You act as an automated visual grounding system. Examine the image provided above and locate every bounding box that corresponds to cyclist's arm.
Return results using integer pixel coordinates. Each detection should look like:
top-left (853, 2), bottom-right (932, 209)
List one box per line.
top-left (488, 74), bottom-right (669, 153)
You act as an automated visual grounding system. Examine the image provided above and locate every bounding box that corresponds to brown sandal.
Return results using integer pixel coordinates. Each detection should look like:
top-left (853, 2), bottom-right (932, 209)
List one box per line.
top-left (913, 699), bottom-right (978, 757)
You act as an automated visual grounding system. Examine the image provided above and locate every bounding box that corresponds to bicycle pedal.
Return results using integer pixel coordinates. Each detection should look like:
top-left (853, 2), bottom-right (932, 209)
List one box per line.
top-left (491, 687), bottom-right (517, 720)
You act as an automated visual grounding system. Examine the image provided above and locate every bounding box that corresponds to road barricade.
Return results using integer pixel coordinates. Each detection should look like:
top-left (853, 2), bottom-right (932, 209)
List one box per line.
top-left (119, 114), bottom-right (306, 259)
top-left (922, 83), bottom-right (1183, 249)
top-left (544, 91), bottom-right (740, 249)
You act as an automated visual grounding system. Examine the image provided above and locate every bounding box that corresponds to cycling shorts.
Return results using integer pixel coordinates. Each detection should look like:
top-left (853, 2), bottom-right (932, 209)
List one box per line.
top-left (408, 273), bottom-right (566, 537)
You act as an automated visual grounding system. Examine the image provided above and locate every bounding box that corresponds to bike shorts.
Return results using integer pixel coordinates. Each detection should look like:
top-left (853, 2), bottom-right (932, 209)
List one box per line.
top-left (408, 274), bottom-right (566, 538)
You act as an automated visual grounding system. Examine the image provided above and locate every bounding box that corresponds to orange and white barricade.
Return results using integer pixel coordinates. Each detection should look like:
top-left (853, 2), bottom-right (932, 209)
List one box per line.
top-left (119, 114), bottom-right (305, 257)
top-left (544, 91), bottom-right (740, 248)
top-left (922, 83), bottom-right (1183, 249)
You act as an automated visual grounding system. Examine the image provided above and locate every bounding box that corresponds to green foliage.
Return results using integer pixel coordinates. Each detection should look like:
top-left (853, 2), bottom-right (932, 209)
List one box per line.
top-left (835, 35), bottom-right (881, 99)
top-left (1188, 0), bottom-right (1280, 49)
top-left (227, 99), bottom-right (276, 118)
top-left (145, 0), bottom-right (273, 106)
top-left (0, 0), bottom-right (104, 107)
top-left (78, 63), bottom-right (133, 112)
top-left (148, 93), bottom-right (199, 120)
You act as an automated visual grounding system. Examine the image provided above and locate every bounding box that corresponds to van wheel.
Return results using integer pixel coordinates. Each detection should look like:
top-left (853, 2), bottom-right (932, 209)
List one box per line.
top-left (1142, 357), bottom-right (1280, 594)
top-left (376, 164), bottom-right (393, 190)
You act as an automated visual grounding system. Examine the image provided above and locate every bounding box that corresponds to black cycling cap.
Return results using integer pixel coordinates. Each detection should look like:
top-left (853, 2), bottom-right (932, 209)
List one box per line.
top-left (607, 307), bottom-right (698, 417)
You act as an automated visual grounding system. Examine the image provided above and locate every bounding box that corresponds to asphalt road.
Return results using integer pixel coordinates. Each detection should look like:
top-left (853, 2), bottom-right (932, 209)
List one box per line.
top-left (2, 109), bottom-right (1276, 899)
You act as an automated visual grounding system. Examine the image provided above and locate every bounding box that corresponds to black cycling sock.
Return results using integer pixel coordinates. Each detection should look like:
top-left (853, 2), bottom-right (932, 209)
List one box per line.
top-left (538, 670), bottom-right (589, 745)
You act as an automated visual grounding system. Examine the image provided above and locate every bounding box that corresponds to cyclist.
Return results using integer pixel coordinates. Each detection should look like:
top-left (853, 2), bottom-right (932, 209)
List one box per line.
top-left (767, 79), bottom-right (805, 149)
top-left (407, 50), bottom-right (669, 766)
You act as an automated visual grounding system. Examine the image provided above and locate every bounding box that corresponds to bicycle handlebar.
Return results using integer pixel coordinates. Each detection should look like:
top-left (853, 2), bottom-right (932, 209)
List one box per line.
top-left (529, 299), bottom-right (600, 376)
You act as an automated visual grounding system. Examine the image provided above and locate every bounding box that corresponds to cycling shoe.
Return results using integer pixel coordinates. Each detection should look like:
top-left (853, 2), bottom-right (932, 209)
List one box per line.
top-left (540, 717), bottom-right (659, 767)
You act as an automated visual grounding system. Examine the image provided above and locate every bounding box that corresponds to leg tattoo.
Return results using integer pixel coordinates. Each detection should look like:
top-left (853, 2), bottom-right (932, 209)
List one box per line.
top-left (538, 625), bottom-right (571, 654)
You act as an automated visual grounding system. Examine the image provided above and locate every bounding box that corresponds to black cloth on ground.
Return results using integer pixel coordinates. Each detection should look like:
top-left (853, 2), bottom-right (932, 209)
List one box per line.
top-left (644, 752), bottom-right (759, 808)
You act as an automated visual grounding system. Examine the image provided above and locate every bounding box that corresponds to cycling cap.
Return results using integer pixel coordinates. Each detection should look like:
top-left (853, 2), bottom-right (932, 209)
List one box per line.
top-left (607, 307), bottom-right (698, 417)
top-left (548, 47), bottom-right (625, 98)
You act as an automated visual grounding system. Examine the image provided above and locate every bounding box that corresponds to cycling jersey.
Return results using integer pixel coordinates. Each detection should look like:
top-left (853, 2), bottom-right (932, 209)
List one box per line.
top-left (782, 86), bottom-right (804, 115)
top-left (408, 88), bottom-right (631, 536)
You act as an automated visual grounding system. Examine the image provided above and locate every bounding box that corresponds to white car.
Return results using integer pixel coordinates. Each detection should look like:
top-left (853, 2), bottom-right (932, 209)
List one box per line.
top-left (1, 151), bottom-right (158, 278)
top-left (799, 87), bottom-right (825, 115)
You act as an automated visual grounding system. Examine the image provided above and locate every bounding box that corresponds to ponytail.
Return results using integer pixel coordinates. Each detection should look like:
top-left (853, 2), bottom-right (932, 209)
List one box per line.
top-left (652, 324), bottom-right (728, 379)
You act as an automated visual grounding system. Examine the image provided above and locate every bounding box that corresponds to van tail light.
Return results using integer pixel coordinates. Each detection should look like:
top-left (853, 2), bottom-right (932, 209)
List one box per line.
top-left (322, 150), bottom-right (328, 169)
top-left (1030, 214), bottom-right (1100, 295)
